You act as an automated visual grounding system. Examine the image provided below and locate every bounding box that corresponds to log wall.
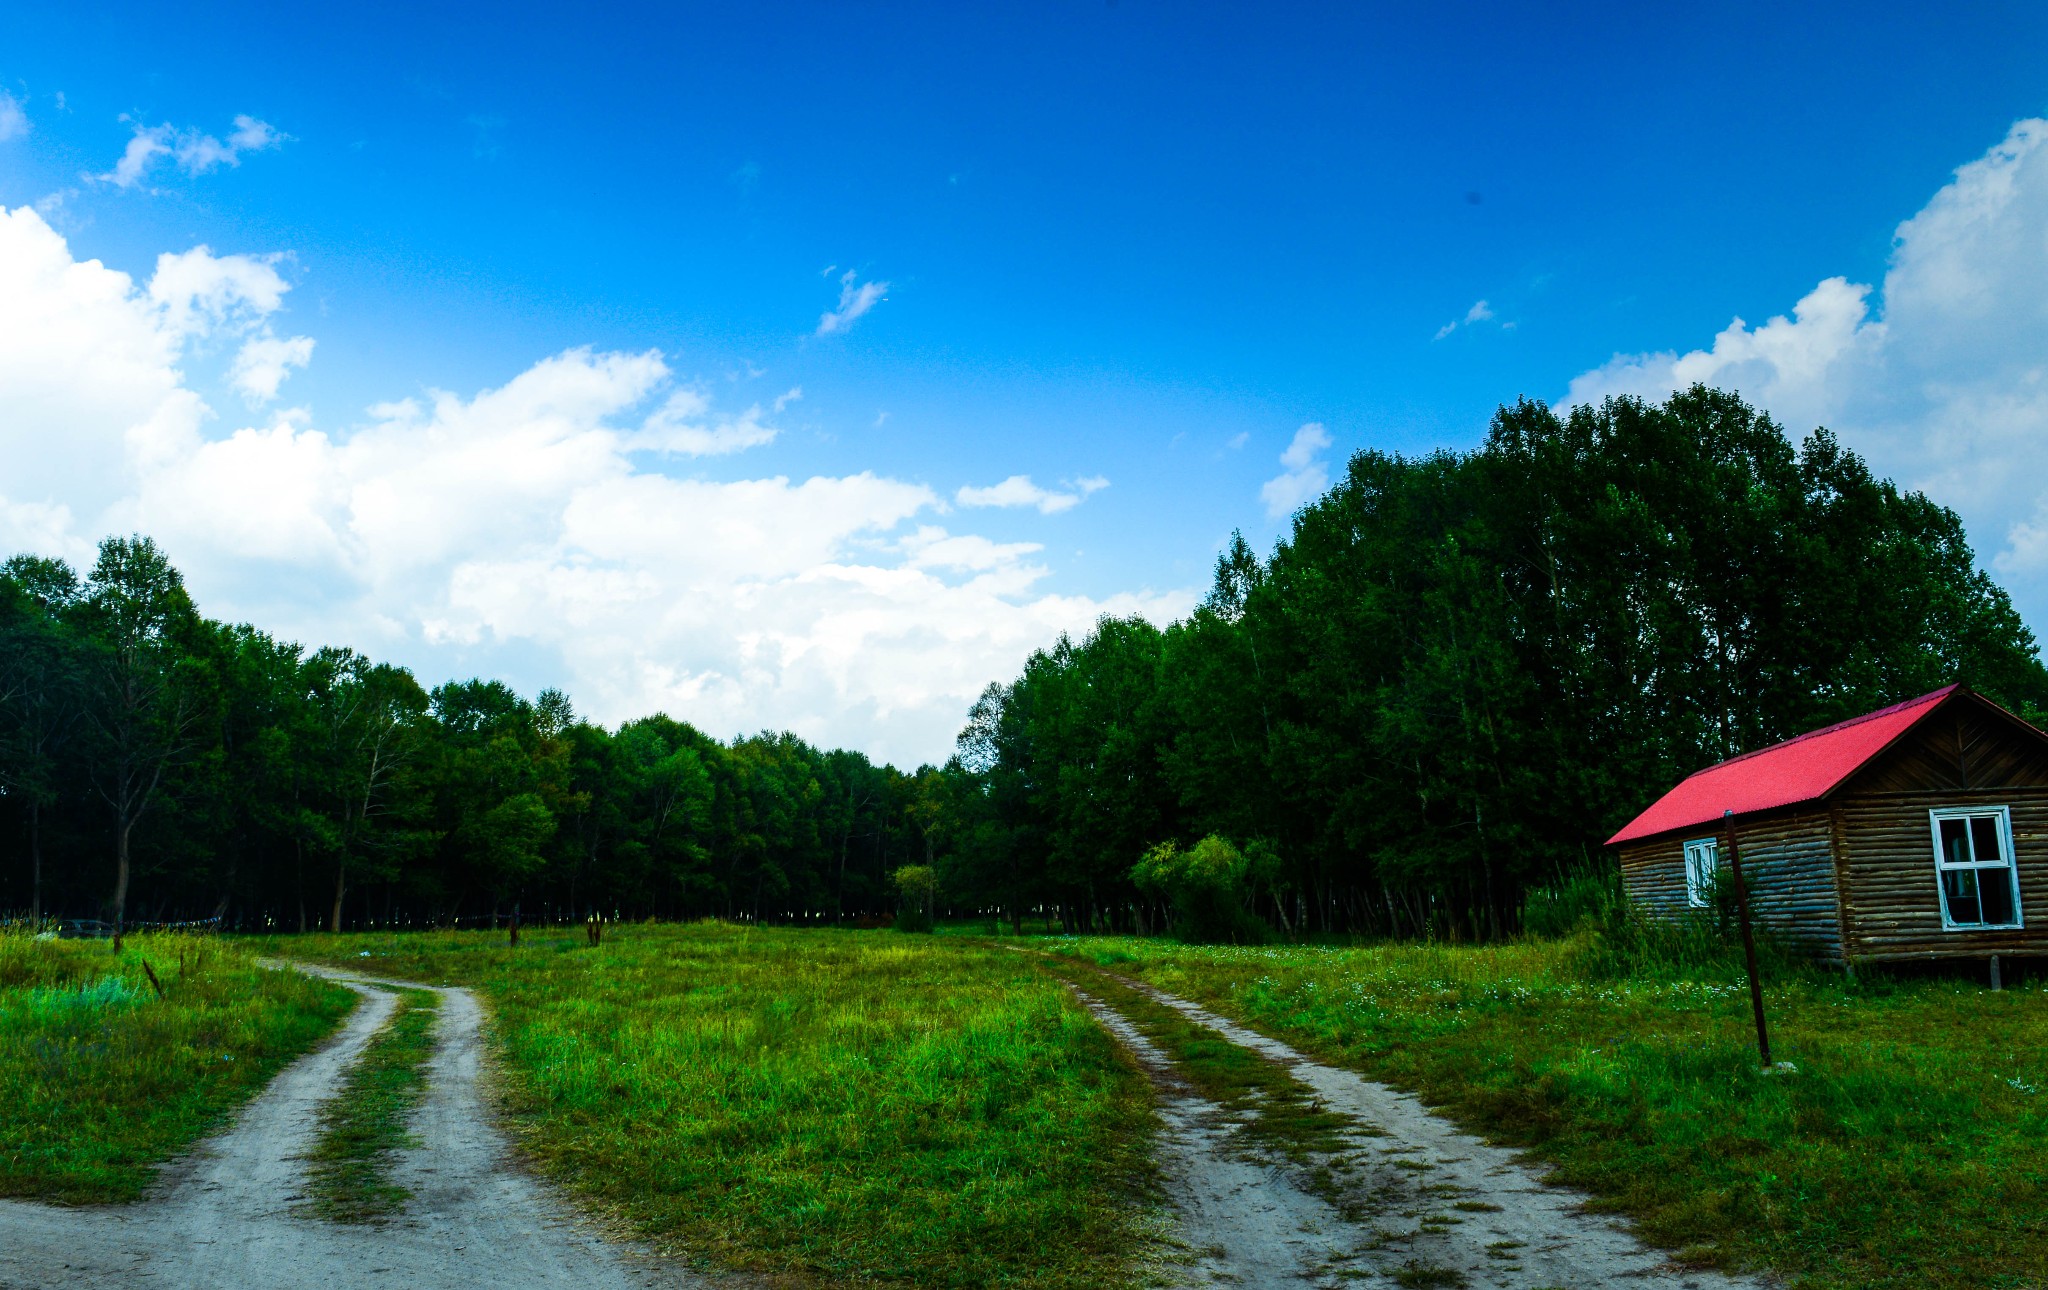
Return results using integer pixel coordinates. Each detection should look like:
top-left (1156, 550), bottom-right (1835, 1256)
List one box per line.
top-left (1619, 810), bottom-right (1844, 959)
top-left (1832, 789), bottom-right (2048, 959)
top-left (1833, 696), bottom-right (2048, 960)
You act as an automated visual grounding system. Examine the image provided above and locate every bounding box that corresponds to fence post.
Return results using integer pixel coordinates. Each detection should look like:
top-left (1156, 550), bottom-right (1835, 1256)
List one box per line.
top-left (1724, 809), bottom-right (1773, 1068)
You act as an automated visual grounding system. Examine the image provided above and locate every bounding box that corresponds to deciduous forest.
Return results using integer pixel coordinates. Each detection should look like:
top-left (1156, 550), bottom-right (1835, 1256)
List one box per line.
top-left (6, 388), bottom-right (2045, 937)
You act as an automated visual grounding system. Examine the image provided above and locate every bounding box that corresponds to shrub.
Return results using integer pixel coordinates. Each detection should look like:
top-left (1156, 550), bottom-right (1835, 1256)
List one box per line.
top-left (891, 864), bottom-right (937, 933)
top-left (1131, 836), bottom-right (1271, 945)
top-left (1519, 863), bottom-right (1625, 939)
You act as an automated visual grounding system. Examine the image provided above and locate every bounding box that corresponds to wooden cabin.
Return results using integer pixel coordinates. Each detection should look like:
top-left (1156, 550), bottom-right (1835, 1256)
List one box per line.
top-left (1608, 685), bottom-right (2048, 964)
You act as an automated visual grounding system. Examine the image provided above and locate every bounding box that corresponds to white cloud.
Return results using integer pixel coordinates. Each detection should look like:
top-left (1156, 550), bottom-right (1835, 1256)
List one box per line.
top-left (148, 246), bottom-right (290, 335)
top-left (0, 206), bottom-right (1188, 764)
top-left (230, 334), bottom-right (315, 403)
top-left (101, 127), bottom-right (170, 189)
top-left (817, 269), bottom-right (888, 336)
top-left (95, 115), bottom-right (290, 189)
top-left (1261, 422), bottom-right (1332, 518)
top-left (625, 388), bottom-right (780, 456)
top-left (955, 474), bottom-right (1108, 515)
top-left (772, 385), bottom-right (802, 412)
top-left (0, 92), bottom-right (28, 142)
top-left (1434, 298), bottom-right (1497, 340)
top-left (226, 115), bottom-right (283, 153)
top-left (1560, 116), bottom-right (2048, 625)
top-left (898, 525), bottom-right (1044, 572)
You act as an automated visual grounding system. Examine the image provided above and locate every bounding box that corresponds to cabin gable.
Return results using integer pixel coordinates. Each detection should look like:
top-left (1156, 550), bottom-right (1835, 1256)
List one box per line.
top-left (1839, 694), bottom-right (2048, 796)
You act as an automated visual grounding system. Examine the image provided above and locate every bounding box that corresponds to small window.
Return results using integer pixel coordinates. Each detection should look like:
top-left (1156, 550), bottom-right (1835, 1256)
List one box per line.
top-left (1683, 838), bottom-right (1718, 908)
top-left (1929, 807), bottom-right (2023, 930)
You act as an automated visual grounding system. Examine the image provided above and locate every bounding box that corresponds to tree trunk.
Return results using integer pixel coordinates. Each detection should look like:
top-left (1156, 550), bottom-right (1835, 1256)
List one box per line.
top-left (509, 902), bottom-right (520, 947)
top-left (112, 817), bottom-right (133, 952)
top-left (329, 860), bottom-right (347, 934)
top-left (28, 800), bottom-right (42, 925)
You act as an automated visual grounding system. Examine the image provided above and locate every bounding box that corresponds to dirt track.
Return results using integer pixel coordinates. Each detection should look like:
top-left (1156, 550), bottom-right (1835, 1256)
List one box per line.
top-left (0, 965), bottom-right (691, 1290)
top-left (1075, 976), bottom-right (1770, 1289)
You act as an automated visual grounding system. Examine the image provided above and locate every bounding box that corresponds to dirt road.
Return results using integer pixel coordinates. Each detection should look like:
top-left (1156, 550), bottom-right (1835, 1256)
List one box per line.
top-left (1074, 974), bottom-right (1770, 1289)
top-left (0, 965), bottom-right (691, 1290)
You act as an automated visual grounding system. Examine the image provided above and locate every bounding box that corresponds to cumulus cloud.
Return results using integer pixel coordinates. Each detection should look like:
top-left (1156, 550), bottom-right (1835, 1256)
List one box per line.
top-left (817, 269), bottom-right (888, 336)
top-left (1561, 117), bottom-right (2048, 625)
top-left (0, 92), bottom-right (28, 142)
top-left (955, 474), bottom-right (1109, 515)
top-left (148, 246), bottom-right (291, 335)
top-left (624, 389), bottom-right (781, 456)
top-left (0, 206), bottom-right (1187, 764)
top-left (231, 334), bottom-right (315, 404)
top-left (95, 114), bottom-right (290, 189)
top-left (1260, 422), bottom-right (1332, 518)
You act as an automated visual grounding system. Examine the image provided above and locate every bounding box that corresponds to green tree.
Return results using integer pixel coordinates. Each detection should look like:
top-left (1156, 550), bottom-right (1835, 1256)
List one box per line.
top-left (0, 556), bottom-right (82, 922)
top-left (305, 648), bottom-right (432, 932)
top-left (73, 537), bottom-right (208, 948)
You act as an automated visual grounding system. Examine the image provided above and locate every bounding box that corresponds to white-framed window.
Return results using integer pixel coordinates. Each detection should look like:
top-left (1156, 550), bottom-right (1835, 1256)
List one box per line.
top-left (1929, 806), bottom-right (2023, 930)
top-left (1683, 837), bottom-right (1718, 908)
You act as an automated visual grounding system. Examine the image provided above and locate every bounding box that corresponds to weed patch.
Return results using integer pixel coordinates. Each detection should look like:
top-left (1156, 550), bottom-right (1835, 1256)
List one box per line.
top-left (302, 987), bottom-right (440, 1222)
top-left (0, 930), bottom-right (356, 1203)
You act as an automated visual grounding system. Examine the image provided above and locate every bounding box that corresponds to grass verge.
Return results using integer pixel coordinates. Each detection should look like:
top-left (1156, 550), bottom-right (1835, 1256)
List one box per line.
top-left (0, 928), bottom-right (357, 1203)
top-left (301, 986), bottom-right (440, 1222)
top-left (1045, 934), bottom-right (2048, 1290)
top-left (284, 924), bottom-right (1156, 1289)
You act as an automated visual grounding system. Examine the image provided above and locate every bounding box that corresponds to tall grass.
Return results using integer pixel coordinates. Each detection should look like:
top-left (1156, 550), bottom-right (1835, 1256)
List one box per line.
top-left (0, 929), bottom-right (357, 1203)
top-left (1520, 862), bottom-right (1803, 981)
top-left (288, 924), bottom-right (1154, 1289)
top-left (1047, 934), bottom-right (2048, 1290)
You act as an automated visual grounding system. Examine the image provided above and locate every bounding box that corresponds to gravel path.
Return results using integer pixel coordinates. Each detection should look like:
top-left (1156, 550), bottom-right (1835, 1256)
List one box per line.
top-left (0, 964), bottom-right (694, 1290)
top-left (1079, 975), bottom-right (1772, 1290)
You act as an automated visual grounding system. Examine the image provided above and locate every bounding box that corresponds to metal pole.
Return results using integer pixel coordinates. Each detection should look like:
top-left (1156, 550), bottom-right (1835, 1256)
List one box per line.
top-left (1724, 809), bottom-right (1773, 1068)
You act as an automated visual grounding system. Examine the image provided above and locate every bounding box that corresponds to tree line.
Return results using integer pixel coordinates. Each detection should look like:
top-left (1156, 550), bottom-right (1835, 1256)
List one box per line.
top-left (5, 387), bottom-right (2046, 939)
top-left (928, 388), bottom-right (2048, 938)
top-left (0, 540), bottom-right (939, 934)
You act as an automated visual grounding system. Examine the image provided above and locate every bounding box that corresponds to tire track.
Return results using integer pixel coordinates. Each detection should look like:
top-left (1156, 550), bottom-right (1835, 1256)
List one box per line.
top-left (1074, 969), bottom-right (1773, 1289)
top-left (0, 963), bottom-right (694, 1290)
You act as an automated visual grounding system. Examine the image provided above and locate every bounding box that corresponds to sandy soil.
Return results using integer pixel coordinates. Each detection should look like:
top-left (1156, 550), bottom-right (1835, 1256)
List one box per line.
top-left (0, 964), bottom-right (696, 1290)
top-left (1083, 975), bottom-right (1773, 1290)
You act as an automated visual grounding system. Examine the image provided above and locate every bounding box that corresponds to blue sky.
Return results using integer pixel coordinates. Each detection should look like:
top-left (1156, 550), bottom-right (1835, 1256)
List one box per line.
top-left (6, 3), bottom-right (2048, 763)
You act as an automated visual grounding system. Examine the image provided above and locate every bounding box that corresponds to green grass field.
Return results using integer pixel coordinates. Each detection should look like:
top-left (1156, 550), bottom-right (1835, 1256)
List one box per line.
top-left (0, 929), bottom-right (357, 1203)
top-left (1043, 933), bottom-right (2048, 1290)
top-left (15, 915), bottom-right (2038, 1290)
top-left (286, 924), bottom-right (1157, 1289)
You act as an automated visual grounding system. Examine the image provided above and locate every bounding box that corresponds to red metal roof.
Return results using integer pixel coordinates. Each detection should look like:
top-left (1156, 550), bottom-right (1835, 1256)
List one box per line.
top-left (1605, 685), bottom-right (1959, 846)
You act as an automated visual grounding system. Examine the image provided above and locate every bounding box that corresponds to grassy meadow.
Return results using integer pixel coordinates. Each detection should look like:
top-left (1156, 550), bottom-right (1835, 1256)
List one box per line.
top-left (1044, 933), bottom-right (2048, 1290)
top-left (285, 924), bottom-right (1156, 1289)
top-left (0, 928), bottom-right (357, 1203)
top-left (13, 913), bottom-right (2037, 1290)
